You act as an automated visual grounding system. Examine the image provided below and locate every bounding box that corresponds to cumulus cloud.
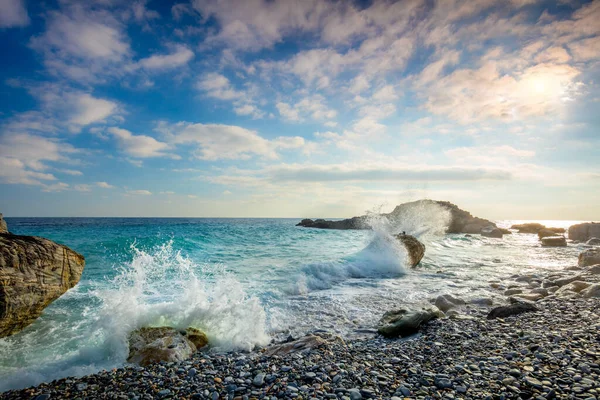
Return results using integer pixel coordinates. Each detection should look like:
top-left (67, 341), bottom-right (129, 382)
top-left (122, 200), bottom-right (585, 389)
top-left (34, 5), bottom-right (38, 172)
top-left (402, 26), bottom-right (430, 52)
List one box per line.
top-left (137, 45), bottom-right (194, 70)
top-left (276, 95), bottom-right (337, 123)
top-left (96, 181), bottom-right (115, 189)
top-left (108, 127), bottom-right (178, 159)
top-left (127, 189), bottom-right (152, 195)
top-left (0, 0), bottom-right (30, 28)
top-left (196, 72), bottom-right (263, 118)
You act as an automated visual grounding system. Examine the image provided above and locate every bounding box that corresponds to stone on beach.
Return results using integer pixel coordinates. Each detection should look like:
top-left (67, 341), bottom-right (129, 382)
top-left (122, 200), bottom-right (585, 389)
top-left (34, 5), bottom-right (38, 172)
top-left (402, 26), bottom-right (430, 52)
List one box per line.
top-left (377, 306), bottom-right (442, 338)
top-left (127, 327), bottom-right (208, 367)
top-left (263, 334), bottom-right (345, 356)
top-left (569, 222), bottom-right (600, 242)
top-left (0, 232), bottom-right (85, 338)
top-left (487, 302), bottom-right (539, 319)
top-left (541, 236), bottom-right (567, 247)
top-left (578, 248), bottom-right (600, 268)
top-left (580, 284), bottom-right (600, 298)
top-left (394, 234), bottom-right (425, 267)
top-left (433, 294), bottom-right (465, 312)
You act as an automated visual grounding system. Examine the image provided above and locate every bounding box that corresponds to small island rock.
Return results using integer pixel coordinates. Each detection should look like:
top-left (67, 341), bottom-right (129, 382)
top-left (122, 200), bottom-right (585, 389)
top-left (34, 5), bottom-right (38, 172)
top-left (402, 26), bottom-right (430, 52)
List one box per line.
top-left (541, 236), bottom-right (567, 247)
top-left (569, 222), bottom-right (600, 242)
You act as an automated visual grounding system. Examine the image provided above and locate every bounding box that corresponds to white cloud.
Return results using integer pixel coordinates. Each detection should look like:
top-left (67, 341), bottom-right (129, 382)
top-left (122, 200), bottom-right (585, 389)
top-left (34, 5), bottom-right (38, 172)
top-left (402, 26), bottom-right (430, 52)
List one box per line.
top-left (277, 96), bottom-right (337, 123)
top-left (108, 127), bottom-right (177, 159)
top-left (96, 181), bottom-right (115, 189)
top-left (58, 169), bottom-right (83, 176)
top-left (160, 122), bottom-right (306, 161)
top-left (137, 45), bottom-right (194, 70)
top-left (0, 0), bottom-right (30, 28)
top-left (68, 93), bottom-right (119, 128)
top-left (196, 72), bottom-right (263, 117)
top-left (74, 184), bottom-right (92, 192)
top-left (127, 189), bottom-right (152, 195)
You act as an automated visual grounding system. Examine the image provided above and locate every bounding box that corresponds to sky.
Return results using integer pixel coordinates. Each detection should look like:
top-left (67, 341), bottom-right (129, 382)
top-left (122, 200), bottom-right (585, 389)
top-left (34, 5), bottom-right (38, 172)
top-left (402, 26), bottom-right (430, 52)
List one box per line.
top-left (0, 0), bottom-right (599, 219)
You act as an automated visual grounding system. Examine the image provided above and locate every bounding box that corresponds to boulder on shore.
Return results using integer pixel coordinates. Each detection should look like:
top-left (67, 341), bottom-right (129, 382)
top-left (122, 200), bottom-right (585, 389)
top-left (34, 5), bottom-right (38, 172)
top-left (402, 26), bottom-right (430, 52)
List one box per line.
top-left (377, 306), bottom-right (442, 338)
top-left (395, 234), bottom-right (425, 267)
top-left (487, 302), bottom-right (539, 319)
top-left (127, 327), bottom-right (208, 367)
top-left (0, 214), bottom-right (7, 234)
top-left (569, 222), bottom-right (600, 242)
top-left (579, 248), bottom-right (600, 268)
top-left (481, 227), bottom-right (503, 238)
top-left (541, 236), bottom-right (567, 247)
top-left (0, 232), bottom-right (85, 338)
top-left (297, 199), bottom-right (497, 234)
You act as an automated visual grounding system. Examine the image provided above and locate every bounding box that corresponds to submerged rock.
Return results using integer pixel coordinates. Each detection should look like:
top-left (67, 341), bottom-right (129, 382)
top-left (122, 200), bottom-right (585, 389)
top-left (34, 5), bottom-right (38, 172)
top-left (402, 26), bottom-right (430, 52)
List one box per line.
top-left (541, 236), bottom-right (567, 247)
top-left (569, 222), bottom-right (600, 242)
top-left (394, 234), bottom-right (425, 267)
top-left (487, 302), bottom-right (539, 320)
top-left (586, 237), bottom-right (600, 246)
top-left (297, 199), bottom-right (497, 234)
top-left (481, 227), bottom-right (503, 238)
top-left (127, 327), bottom-right (208, 366)
top-left (0, 213), bottom-right (7, 234)
top-left (579, 248), bottom-right (600, 268)
top-left (0, 233), bottom-right (85, 338)
top-left (377, 307), bottom-right (442, 338)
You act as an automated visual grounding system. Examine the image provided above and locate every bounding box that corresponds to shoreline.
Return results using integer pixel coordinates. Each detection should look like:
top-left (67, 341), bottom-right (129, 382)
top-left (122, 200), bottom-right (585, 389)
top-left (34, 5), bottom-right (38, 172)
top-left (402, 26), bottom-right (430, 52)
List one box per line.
top-left (3, 260), bottom-right (600, 399)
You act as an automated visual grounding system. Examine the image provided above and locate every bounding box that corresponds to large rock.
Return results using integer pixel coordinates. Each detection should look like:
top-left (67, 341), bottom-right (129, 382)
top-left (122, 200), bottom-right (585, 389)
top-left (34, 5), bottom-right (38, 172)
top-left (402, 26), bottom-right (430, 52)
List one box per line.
top-left (487, 302), bottom-right (539, 320)
top-left (481, 227), bottom-right (503, 238)
top-left (0, 214), bottom-right (7, 234)
top-left (377, 306), bottom-right (442, 338)
top-left (395, 234), bottom-right (425, 267)
top-left (510, 223), bottom-right (546, 234)
top-left (569, 223), bottom-right (600, 242)
top-left (538, 229), bottom-right (557, 239)
top-left (433, 294), bottom-right (465, 312)
top-left (586, 238), bottom-right (600, 246)
top-left (541, 236), bottom-right (567, 247)
top-left (581, 284), bottom-right (600, 298)
top-left (579, 248), bottom-right (600, 268)
top-left (0, 233), bottom-right (85, 338)
top-left (127, 327), bottom-right (208, 367)
top-left (297, 200), bottom-right (496, 234)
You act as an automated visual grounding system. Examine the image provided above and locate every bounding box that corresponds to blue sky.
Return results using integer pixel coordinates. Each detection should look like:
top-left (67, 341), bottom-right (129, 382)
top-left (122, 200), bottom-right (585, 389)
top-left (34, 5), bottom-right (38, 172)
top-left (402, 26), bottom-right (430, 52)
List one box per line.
top-left (0, 0), bottom-right (599, 219)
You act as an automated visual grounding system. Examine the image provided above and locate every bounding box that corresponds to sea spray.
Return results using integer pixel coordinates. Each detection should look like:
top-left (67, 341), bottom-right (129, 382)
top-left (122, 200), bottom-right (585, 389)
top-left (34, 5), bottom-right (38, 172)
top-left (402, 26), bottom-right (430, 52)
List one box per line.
top-left (0, 240), bottom-right (269, 392)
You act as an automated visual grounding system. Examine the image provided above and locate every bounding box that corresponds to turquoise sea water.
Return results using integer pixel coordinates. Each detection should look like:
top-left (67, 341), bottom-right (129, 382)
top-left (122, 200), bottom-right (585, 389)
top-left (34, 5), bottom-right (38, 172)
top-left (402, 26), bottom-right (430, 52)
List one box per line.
top-left (0, 209), bottom-right (591, 391)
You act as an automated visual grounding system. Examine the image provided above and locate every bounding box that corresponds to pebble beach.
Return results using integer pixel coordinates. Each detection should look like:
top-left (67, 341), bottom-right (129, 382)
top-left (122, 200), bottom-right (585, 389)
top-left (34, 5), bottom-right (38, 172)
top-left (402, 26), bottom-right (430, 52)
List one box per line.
top-left (3, 260), bottom-right (600, 400)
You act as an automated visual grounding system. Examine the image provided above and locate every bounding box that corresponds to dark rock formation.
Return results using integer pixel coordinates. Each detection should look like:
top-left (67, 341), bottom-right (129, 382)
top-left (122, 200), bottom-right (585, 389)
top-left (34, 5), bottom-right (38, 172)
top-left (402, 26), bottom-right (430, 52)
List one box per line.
top-left (541, 236), bottom-right (567, 247)
top-left (481, 227), bottom-right (503, 238)
top-left (487, 302), bottom-right (539, 320)
top-left (377, 307), bottom-right (442, 338)
top-left (510, 223), bottom-right (546, 234)
top-left (569, 223), bottom-right (600, 242)
top-left (297, 200), bottom-right (496, 234)
top-left (127, 327), bottom-right (209, 367)
top-left (395, 234), bottom-right (425, 267)
top-left (0, 214), bottom-right (7, 234)
top-left (0, 233), bottom-right (85, 337)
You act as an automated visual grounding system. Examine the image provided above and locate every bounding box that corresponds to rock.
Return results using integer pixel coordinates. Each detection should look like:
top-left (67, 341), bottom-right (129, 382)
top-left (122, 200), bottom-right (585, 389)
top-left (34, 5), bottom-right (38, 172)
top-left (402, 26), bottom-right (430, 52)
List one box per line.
top-left (186, 327), bottom-right (209, 349)
top-left (541, 236), bottom-right (567, 247)
top-left (487, 302), bottom-right (539, 319)
top-left (512, 293), bottom-right (544, 302)
top-left (0, 213), bottom-right (7, 234)
top-left (377, 307), bottom-right (442, 338)
top-left (587, 264), bottom-right (600, 274)
top-left (556, 281), bottom-right (591, 294)
top-left (253, 373), bottom-right (265, 387)
top-left (578, 248), bottom-right (600, 268)
top-left (510, 223), bottom-right (546, 234)
top-left (394, 234), bottom-right (425, 267)
top-left (263, 334), bottom-right (345, 356)
top-left (297, 199), bottom-right (497, 234)
top-left (481, 227), bottom-right (503, 238)
top-left (580, 284), bottom-right (600, 298)
top-left (569, 222), bottom-right (600, 242)
top-left (586, 237), bottom-right (600, 246)
top-left (538, 229), bottom-right (557, 239)
top-left (504, 288), bottom-right (523, 296)
top-left (433, 294), bottom-right (465, 312)
top-left (0, 233), bottom-right (85, 338)
top-left (553, 275), bottom-right (582, 287)
top-left (127, 327), bottom-right (199, 366)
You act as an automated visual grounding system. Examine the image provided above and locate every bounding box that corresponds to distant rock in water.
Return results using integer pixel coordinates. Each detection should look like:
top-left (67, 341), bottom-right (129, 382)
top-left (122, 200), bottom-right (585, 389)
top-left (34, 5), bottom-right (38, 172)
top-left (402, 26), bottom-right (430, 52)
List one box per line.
top-left (395, 234), bottom-right (425, 267)
top-left (569, 222), bottom-right (600, 242)
top-left (579, 248), bottom-right (600, 268)
top-left (297, 199), bottom-right (496, 234)
top-left (0, 213), bottom-right (7, 234)
top-left (511, 223), bottom-right (565, 235)
top-left (0, 232), bottom-right (85, 338)
top-left (127, 327), bottom-right (209, 366)
top-left (541, 236), bottom-right (567, 247)
top-left (481, 227), bottom-right (503, 238)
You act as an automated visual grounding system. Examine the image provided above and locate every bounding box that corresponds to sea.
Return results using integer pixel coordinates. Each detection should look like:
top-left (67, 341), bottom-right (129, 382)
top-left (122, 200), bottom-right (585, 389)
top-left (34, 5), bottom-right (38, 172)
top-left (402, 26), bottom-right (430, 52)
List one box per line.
top-left (0, 204), bottom-right (591, 391)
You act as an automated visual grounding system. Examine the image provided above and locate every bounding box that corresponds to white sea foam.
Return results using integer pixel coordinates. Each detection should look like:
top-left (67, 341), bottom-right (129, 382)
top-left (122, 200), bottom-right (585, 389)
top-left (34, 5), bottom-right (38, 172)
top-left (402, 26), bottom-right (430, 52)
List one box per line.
top-left (0, 241), bottom-right (269, 391)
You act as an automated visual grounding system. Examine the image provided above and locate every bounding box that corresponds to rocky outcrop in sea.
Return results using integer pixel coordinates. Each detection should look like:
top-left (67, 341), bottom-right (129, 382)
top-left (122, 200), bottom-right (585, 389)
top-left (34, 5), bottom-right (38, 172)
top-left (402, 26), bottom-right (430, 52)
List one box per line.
top-left (569, 222), bottom-right (600, 242)
top-left (297, 199), bottom-right (497, 234)
top-left (0, 217), bottom-right (85, 338)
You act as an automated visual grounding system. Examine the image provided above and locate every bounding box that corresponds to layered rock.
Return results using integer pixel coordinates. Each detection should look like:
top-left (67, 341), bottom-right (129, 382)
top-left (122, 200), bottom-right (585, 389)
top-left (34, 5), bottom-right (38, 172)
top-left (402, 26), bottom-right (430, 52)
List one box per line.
top-left (569, 223), bottom-right (600, 242)
top-left (127, 327), bottom-right (209, 367)
top-left (395, 234), bottom-right (425, 267)
top-left (541, 236), bottom-right (567, 247)
top-left (0, 233), bottom-right (85, 338)
top-left (377, 306), bottom-right (442, 338)
top-left (579, 248), bottom-right (600, 268)
top-left (297, 200), bottom-right (496, 234)
top-left (0, 214), bottom-right (7, 234)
